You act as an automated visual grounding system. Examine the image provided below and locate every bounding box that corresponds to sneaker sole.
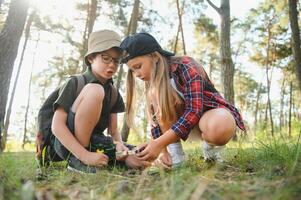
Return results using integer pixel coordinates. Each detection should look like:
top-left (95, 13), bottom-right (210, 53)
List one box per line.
top-left (67, 165), bottom-right (86, 174)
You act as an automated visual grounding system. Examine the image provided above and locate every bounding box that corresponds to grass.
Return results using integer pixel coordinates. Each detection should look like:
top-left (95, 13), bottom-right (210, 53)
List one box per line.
top-left (1, 134), bottom-right (301, 200)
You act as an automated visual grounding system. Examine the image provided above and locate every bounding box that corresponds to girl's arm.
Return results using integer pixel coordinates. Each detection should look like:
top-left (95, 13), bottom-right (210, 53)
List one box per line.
top-left (138, 129), bottom-right (180, 161)
top-left (170, 58), bottom-right (204, 141)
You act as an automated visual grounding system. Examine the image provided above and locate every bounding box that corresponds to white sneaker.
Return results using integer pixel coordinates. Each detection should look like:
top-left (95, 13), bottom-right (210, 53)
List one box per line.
top-left (167, 142), bottom-right (186, 167)
top-left (202, 141), bottom-right (225, 163)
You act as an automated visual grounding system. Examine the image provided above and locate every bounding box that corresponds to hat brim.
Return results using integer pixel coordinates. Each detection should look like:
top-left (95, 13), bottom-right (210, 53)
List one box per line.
top-left (84, 41), bottom-right (121, 66)
top-left (158, 49), bottom-right (175, 57)
top-left (121, 49), bottom-right (175, 64)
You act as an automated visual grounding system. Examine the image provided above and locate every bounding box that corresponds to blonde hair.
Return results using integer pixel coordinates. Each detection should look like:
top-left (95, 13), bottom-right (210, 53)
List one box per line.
top-left (125, 52), bottom-right (183, 129)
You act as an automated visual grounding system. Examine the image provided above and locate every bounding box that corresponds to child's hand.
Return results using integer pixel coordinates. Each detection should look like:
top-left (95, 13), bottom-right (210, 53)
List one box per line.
top-left (125, 155), bottom-right (151, 169)
top-left (152, 158), bottom-right (171, 170)
top-left (82, 151), bottom-right (109, 167)
top-left (115, 141), bottom-right (129, 152)
top-left (158, 149), bottom-right (172, 167)
top-left (137, 140), bottom-right (163, 162)
top-left (115, 142), bottom-right (129, 161)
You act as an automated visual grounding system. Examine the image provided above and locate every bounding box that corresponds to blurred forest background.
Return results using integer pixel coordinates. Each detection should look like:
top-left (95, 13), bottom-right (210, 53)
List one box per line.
top-left (1, 1), bottom-right (301, 199)
top-left (0, 0), bottom-right (301, 151)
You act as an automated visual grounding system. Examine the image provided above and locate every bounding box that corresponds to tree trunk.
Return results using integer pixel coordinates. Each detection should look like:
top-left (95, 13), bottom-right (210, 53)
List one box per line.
top-left (81, 0), bottom-right (97, 72)
top-left (254, 82), bottom-right (262, 128)
top-left (288, 0), bottom-right (301, 92)
top-left (173, 23), bottom-right (180, 54)
top-left (207, 0), bottom-right (234, 104)
top-left (279, 77), bottom-right (286, 131)
top-left (176, 0), bottom-right (186, 55)
top-left (23, 33), bottom-right (39, 149)
top-left (120, 0), bottom-right (140, 142)
top-left (0, 0), bottom-right (29, 151)
top-left (209, 56), bottom-right (213, 79)
top-left (117, 0), bottom-right (140, 89)
top-left (129, 0), bottom-right (139, 35)
top-left (266, 80), bottom-right (274, 136)
top-left (3, 9), bottom-right (33, 150)
top-left (121, 119), bottom-right (130, 142)
top-left (288, 81), bottom-right (293, 138)
top-left (219, 0), bottom-right (234, 104)
top-left (264, 22), bottom-right (274, 136)
top-left (143, 109), bottom-right (148, 140)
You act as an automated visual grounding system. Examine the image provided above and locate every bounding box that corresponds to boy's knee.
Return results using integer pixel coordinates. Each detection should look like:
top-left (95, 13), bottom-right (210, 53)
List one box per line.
top-left (82, 83), bottom-right (105, 101)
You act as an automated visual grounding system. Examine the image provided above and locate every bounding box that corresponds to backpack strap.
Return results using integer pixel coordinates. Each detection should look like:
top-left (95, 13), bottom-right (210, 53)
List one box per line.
top-left (75, 75), bottom-right (86, 96)
top-left (109, 84), bottom-right (118, 110)
top-left (75, 74), bottom-right (116, 108)
top-left (107, 84), bottom-right (119, 134)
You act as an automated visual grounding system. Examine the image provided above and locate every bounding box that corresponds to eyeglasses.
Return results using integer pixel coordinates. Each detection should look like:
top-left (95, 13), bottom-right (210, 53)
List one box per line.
top-left (99, 53), bottom-right (121, 66)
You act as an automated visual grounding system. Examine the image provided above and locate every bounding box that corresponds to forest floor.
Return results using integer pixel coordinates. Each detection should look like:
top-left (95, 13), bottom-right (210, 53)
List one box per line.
top-left (1, 134), bottom-right (301, 200)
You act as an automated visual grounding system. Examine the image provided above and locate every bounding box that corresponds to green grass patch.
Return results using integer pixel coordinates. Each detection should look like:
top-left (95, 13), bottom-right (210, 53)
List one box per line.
top-left (1, 136), bottom-right (301, 200)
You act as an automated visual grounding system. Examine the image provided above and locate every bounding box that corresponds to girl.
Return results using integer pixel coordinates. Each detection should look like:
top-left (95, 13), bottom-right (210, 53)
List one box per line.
top-left (50, 30), bottom-right (150, 173)
top-left (120, 33), bottom-right (246, 168)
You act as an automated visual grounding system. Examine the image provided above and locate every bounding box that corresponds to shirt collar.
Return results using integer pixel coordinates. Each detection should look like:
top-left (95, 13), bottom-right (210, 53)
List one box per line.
top-left (169, 56), bottom-right (181, 73)
top-left (83, 67), bottom-right (113, 85)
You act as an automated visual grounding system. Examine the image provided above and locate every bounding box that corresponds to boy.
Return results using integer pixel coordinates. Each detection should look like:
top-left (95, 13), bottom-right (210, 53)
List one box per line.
top-left (50, 30), bottom-right (150, 173)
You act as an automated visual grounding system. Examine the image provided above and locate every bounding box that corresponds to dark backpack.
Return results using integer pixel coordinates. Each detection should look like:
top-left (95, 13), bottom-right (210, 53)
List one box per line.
top-left (35, 74), bottom-right (118, 166)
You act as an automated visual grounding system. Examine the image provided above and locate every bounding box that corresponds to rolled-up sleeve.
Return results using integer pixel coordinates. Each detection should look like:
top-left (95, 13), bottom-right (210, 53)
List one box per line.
top-left (171, 62), bottom-right (204, 141)
top-left (151, 125), bottom-right (163, 139)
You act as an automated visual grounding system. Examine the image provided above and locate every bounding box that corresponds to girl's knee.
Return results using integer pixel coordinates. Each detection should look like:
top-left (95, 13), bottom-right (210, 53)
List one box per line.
top-left (200, 108), bottom-right (236, 145)
top-left (202, 129), bottom-right (235, 146)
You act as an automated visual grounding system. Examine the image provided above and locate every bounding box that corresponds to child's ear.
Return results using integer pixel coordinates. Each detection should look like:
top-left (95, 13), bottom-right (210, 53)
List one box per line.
top-left (151, 52), bottom-right (160, 63)
top-left (87, 54), bottom-right (94, 65)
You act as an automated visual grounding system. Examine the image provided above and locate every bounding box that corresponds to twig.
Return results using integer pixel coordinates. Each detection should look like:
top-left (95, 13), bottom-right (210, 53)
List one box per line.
top-left (206, 0), bottom-right (221, 14)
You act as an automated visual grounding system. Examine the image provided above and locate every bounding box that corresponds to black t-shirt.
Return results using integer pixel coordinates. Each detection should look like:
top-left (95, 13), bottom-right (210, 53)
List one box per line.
top-left (53, 68), bottom-right (125, 134)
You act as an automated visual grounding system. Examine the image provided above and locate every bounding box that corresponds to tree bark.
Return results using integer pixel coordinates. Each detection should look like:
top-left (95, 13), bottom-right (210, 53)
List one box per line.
top-left (3, 8), bottom-right (33, 150)
top-left (129, 0), bottom-right (139, 35)
top-left (254, 82), bottom-right (262, 128)
top-left (288, 0), bottom-right (301, 92)
top-left (279, 77), bottom-right (285, 131)
top-left (208, 0), bottom-right (235, 104)
top-left (264, 22), bottom-right (274, 136)
top-left (173, 23), bottom-right (180, 54)
top-left (143, 109), bottom-right (148, 140)
top-left (0, 0), bottom-right (29, 151)
top-left (209, 56), bottom-right (213, 79)
top-left (81, 0), bottom-right (97, 72)
top-left (120, 0), bottom-right (140, 142)
top-left (173, 0), bottom-right (185, 55)
top-left (23, 33), bottom-right (39, 149)
top-left (121, 120), bottom-right (130, 142)
top-left (288, 81), bottom-right (293, 138)
top-left (117, 0), bottom-right (140, 89)
top-left (176, 0), bottom-right (186, 55)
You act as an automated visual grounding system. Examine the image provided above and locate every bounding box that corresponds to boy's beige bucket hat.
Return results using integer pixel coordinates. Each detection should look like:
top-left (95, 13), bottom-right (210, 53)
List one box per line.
top-left (84, 30), bottom-right (122, 66)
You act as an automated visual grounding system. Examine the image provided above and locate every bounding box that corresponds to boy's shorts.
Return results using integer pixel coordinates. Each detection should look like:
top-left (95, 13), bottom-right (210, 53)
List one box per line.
top-left (51, 111), bottom-right (134, 166)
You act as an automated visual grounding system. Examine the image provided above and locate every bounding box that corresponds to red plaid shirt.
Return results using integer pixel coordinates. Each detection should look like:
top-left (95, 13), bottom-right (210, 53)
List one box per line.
top-left (151, 56), bottom-right (246, 141)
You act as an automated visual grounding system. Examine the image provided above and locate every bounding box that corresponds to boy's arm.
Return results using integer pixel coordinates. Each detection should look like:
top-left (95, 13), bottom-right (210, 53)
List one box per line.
top-left (52, 107), bottom-right (88, 159)
top-left (108, 113), bottom-right (129, 160)
top-left (52, 107), bottom-right (108, 167)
